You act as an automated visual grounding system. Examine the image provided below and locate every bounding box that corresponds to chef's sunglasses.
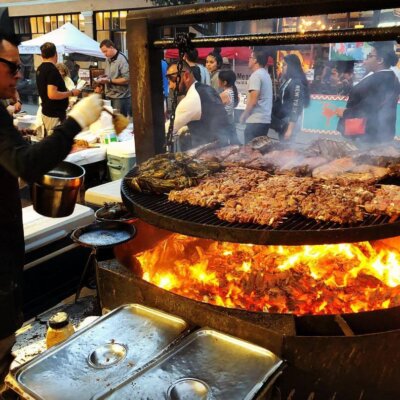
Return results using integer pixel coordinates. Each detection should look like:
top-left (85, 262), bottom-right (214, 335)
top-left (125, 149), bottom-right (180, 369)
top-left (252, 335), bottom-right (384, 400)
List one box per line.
top-left (0, 57), bottom-right (22, 75)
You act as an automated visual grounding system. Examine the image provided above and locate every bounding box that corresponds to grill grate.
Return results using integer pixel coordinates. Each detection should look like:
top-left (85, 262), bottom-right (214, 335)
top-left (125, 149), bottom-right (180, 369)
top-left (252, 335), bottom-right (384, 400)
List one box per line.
top-left (122, 172), bottom-right (400, 245)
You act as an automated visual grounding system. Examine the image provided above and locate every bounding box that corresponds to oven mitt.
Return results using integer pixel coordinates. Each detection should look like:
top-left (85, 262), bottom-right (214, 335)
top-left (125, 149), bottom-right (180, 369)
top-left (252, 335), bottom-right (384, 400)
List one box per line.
top-left (69, 94), bottom-right (103, 129)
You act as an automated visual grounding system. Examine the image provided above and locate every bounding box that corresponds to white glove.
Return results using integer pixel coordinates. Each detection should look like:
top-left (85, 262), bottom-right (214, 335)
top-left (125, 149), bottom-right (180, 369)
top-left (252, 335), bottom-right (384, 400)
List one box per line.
top-left (69, 94), bottom-right (102, 129)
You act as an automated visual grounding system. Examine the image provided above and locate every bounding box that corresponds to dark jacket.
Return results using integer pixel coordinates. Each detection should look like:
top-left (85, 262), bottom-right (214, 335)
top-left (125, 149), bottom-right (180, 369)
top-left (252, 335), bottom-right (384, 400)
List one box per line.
top-left (187, 82), bottom-right (230, 148)
top-left (278, 77), bottom-right (309, 124)
top-left (0, 104), bottom-right (80, 339)
top-left (338, 70), bottom-right (400, 143)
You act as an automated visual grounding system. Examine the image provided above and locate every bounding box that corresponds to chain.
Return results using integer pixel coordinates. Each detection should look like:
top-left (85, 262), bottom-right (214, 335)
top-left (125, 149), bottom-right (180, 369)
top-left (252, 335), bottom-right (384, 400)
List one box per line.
top-left (165, 33), bottom-right (195, 153)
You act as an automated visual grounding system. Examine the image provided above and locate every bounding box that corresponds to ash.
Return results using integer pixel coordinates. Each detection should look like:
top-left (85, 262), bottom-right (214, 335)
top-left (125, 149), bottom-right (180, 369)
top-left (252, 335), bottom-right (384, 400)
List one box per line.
top-left (11, 296), bottom-right (99, 370)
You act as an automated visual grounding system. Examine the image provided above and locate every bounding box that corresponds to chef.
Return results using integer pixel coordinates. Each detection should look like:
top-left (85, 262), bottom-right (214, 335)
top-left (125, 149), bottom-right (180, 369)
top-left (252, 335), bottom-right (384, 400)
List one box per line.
top-left (165, 61), bottom-right (230, 150)
top-left (0, 30), bottom-right (102, 383)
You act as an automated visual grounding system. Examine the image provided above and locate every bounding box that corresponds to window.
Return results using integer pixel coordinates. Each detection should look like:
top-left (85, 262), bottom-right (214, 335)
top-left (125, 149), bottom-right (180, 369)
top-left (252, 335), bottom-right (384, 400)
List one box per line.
top-left (95, 10), bottom-right (131, 53)
top-left (13, 13), bottom-right (84, 40)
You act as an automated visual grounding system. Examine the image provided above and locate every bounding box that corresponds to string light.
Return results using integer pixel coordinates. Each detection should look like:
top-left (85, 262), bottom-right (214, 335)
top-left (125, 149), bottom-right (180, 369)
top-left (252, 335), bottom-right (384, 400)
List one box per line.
top-left (298, 18), bottom-right (327, 33)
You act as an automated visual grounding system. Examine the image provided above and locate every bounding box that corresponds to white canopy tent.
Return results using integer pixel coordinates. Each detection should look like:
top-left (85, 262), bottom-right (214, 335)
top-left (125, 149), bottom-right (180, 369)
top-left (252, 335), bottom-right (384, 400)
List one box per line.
top-left (18, 22), bottom-right (105, 59)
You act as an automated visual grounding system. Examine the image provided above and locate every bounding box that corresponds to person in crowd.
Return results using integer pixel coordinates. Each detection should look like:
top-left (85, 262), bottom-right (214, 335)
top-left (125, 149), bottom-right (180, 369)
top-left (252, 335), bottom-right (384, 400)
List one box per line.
top-left (273, 54), bottom-right (310, 141)
top-left (336, 41), bottom-right (400, 144)
top-left (391, 63), bottom-right (400, 83)
top-left (221, 56), bottom-right (231, 70)
top-left (96, 39), bottom-right (131, 117)
top-left (56, 63), bottom-right (75, 92)
top-left (165, 61), bottom-right (230, 150)
top-left (239, 49), bottom-right (273, 143)
top-left (64, 59), bottom-right (79, 85)
top-left (318, 63), bottom-right (340, 95)
top-left (218, 69), bottom-right (239, 144)
top-left (206, 48), bottom-right (223, 93)
top-left (184, 48), bottom-right (210, 85)
top-left (0, 89), bottom-right (22, 115)
top-left (72, 63), bottom-right (80, 85)
top-left (56, 63), bottom-right (78, 109)
top-left (161, 58), bottom-right (169, 119)
top-left (336, 70), bottom-right (353, 96)
top-left (36, 42), bottom-right (81, 136)
top-left (0, 30), bottom-right (102, 384)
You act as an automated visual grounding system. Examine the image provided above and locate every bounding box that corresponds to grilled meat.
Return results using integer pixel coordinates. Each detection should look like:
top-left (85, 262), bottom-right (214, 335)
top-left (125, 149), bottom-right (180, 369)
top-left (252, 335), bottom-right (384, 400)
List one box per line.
top-left (312, 158), bottom-right (390, 182)
top-left (300, 182), bottom-right (375, 224)
top-left (277, 156), bottom-right (329, 176)
top-left (129, 152), bottom-right (222, 194)
top-left (168, 167), bottom-right (270, 207)
top-left (185, 141), bottom-right (219, 158)
top-left (247, 136), bottom-right (283, 154)
top-left (364, 185), bottom-right (400, 216)
top-left (222, 146), bottom-right (263, 167)
top-left (305, 139), bottom-right (357, 159)
top-left (352, 145), bottom-right (400, 167)
top-left (216, 176), bottom-right (315, 227)
top-left (247, 149), bottom-right (302, 173)
top-left (312, 157), bottom-right (356, 179)
top-left (196, 145), bottom-right (241, 162)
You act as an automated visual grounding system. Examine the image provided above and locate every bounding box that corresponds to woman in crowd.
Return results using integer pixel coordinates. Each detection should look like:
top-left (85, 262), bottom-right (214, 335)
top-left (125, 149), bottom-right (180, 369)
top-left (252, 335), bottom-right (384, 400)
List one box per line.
top-left (336, 41), bottom-right (400, 144)
top-left (273, 53), bottom-right (310, 141)
top-left (56, 63), bottom-right (75, 91)
top-left (206, 48), bottom-right (223, 93)
top-left (56, 63), bottom-right (77, 107)
top-left (218, 69), bottom-right (240, 144)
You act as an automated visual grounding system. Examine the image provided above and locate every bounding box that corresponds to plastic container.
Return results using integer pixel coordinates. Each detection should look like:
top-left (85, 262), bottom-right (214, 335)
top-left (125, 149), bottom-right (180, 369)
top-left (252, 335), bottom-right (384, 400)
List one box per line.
top-left (106, 139), bottom-right (136, 181)
top-left (100, 128), bottom-right (117, 144)
top-left (31, 161), bottom-right (85, 218)
top-left (46, 312), bottom-right (75, 349)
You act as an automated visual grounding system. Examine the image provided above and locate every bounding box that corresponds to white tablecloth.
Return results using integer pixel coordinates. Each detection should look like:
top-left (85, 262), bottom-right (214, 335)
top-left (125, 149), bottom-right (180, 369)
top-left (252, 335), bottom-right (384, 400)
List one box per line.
top-left (14, 114), bottom-right (39, 130)
top-left (23, 204), bottom-right (94, 253)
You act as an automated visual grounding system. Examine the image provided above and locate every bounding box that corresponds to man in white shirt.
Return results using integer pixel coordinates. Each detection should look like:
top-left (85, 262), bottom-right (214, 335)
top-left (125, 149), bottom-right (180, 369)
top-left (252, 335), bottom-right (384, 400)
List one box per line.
top-left (165, 61), bottom-right (230, 149)
top-left (239, 50), bottom-right (273, 143)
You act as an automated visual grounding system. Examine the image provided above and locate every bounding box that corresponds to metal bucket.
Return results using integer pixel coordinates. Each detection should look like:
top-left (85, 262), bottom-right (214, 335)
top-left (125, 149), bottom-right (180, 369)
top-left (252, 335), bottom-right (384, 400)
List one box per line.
top-left (31, 161), bottom-right (85, 218)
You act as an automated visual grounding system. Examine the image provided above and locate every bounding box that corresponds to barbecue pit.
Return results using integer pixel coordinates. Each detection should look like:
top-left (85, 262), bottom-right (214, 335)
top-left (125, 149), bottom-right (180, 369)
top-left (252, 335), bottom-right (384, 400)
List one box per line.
top-left (98, 1), bottom-right (400, 397)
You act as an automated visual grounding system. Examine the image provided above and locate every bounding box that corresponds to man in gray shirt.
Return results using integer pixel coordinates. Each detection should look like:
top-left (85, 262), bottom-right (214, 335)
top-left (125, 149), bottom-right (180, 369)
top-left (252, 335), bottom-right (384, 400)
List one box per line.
top-left (239, 49), bottom-right (272, 143)
top-left (97, 39), bottom-right (131, 117)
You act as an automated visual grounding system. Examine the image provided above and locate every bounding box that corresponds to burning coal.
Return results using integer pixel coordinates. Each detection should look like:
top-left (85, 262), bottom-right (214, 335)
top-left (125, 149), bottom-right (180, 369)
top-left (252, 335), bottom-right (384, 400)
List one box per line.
top-left (134, 235), bottom-right (400, 315)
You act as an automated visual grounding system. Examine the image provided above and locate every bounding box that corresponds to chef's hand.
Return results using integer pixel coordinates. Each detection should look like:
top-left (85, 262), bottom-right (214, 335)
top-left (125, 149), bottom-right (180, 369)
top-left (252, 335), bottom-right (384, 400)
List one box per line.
top-left (13, 100), bottom-right (22, 113)
top-left (176, 126), bottom-right (190, 136)
top-left (69, 94), bottom-right (102, 129)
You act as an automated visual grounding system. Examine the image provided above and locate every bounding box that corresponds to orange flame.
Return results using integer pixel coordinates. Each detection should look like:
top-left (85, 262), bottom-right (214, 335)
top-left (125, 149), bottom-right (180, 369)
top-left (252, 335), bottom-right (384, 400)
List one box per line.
top-left (135, 235), bottom-right (400, 315)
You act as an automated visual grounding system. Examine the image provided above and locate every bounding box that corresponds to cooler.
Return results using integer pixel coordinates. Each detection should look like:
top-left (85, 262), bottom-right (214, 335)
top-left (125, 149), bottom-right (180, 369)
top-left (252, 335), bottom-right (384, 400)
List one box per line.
top-left (22, 204), bottom-right (95, 318)
top-left (106, 139), bottom-right (136, 181)
top-left (84, 179), bottom-right (122, 208)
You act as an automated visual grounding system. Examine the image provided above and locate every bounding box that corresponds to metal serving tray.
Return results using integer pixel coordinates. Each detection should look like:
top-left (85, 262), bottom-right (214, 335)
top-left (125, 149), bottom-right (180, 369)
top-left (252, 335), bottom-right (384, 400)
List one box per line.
top-left (13, 304), bottom-right (188, 400)
top-left (95, 328), bottom-right (283, 400)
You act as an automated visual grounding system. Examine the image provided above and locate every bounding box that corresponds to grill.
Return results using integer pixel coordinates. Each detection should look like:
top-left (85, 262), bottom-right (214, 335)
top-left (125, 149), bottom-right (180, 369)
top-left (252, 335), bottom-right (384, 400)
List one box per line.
top-left (122, 170), bottom-right (400, 245)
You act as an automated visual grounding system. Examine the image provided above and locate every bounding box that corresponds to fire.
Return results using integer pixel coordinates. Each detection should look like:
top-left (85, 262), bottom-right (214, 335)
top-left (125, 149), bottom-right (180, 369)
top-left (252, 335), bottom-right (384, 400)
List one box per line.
top-left (135, 234), bottom-right (400, 315)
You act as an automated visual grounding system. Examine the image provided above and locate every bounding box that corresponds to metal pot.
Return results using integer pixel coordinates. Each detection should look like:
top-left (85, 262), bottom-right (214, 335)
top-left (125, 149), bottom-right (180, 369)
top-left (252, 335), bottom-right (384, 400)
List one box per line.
top-left (94, 202), bottom-right (136, 223)
top-left (31, 161), bottom-right (85, 218)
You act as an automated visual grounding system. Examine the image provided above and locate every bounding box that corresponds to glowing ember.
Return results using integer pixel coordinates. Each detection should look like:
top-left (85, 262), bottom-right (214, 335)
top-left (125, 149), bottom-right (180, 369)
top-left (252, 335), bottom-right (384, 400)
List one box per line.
top-left (135, 234), bottom-right (400, 315)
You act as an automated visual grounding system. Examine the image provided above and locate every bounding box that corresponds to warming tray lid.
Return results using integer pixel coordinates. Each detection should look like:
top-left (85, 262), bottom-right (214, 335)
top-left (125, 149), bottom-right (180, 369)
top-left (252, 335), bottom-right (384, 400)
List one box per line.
top-left (13, 304), bottom-right (188, 400)
top-left (95, 328), bottom-right (283, 400)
